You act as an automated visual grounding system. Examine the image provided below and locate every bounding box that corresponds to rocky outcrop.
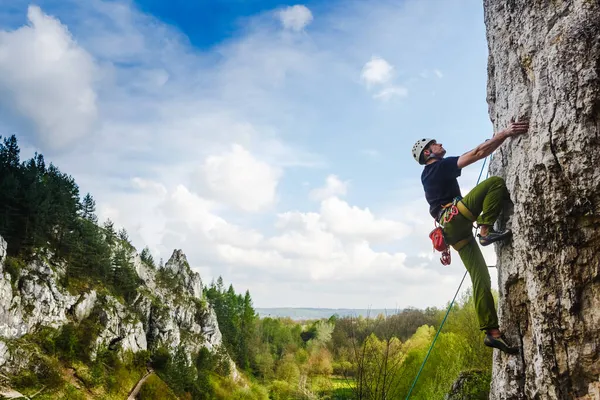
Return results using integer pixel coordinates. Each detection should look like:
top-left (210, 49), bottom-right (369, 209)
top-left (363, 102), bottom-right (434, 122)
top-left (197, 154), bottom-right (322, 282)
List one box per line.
top-left (483, 1), bottom-right (600, 399)
top-left (164, 249), bottom-right (203, 300)
top-left (0, 251), bottom-right (79, 339)
top-left (0, 235), bottom-right (232, 378)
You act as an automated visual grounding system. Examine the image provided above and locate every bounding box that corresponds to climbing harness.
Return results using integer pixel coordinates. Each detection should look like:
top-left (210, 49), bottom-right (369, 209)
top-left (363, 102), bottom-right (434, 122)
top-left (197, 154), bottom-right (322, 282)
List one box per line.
top-left (428, 197), bottom-right (477, 266)
top-left (405, 155), bottom-right (489, 400)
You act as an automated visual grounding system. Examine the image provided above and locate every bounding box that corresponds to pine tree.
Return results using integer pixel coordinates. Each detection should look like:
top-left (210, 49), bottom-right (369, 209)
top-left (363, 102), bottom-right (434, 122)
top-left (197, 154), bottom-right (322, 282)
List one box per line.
top-left (0, 135), bottom-right (24, 255)
top-left (140, 246), bottom-right (155, 268)
top-left (118, 227), bottom-right (130, 244)
top-left (238, 290), bottom-right (257, 371)
top-left (103, 219), bottom-right (116, 245)
top-left (0, 135), bottom-right (20, 168)
top-left (81, 193), bottom-right (98, 223)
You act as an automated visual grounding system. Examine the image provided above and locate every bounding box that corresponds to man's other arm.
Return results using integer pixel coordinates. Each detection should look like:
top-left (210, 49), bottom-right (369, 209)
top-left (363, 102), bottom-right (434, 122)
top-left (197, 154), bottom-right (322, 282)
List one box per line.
top-left (457, 121), bottom-right (529, 169)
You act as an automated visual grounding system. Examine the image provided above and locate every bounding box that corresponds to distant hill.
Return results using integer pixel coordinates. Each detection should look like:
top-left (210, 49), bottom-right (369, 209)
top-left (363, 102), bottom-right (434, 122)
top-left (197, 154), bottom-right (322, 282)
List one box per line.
top-left (255, 307), bottom-right (403, 320)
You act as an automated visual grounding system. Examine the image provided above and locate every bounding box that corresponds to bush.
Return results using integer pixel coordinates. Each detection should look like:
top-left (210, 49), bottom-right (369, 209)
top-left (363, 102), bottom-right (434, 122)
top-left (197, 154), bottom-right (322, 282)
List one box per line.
top-left (4, 256), bottom-right (24, 286)
top-left (54, 316), bottom-right (102, 364)
top-left (33, 354), bottom-right (63, 388)
top-left (138, 374), bottom-right (179, 400)
top-left (59, 384), bottom-right (87, 400)
top-left (213, 376), bottom-right (269, 400)
top-left (275, 356), bottom-right (300, 384)
top-left (150, 346), bottom-right (172, 371)
top-left (133, 350), bottom-right (152, 369)
top-left (446, 369), bottom-right (491, 400)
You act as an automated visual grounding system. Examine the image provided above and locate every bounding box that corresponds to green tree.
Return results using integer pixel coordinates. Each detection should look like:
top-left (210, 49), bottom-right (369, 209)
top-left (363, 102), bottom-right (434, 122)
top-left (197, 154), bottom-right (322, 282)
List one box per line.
top-left (103, 218), bottom-right (116, 245)
top-left (81, 193), bottom-right (98, 223)
top-left (112, 246), bottom-right (140, 303)
top-left (140, 246), bottom-right (155, 268)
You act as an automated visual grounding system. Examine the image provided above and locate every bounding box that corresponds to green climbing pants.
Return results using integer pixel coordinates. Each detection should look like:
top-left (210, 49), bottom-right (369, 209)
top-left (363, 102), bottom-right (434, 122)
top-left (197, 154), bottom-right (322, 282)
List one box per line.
top-left (442, 176), bottom-right (509, 332)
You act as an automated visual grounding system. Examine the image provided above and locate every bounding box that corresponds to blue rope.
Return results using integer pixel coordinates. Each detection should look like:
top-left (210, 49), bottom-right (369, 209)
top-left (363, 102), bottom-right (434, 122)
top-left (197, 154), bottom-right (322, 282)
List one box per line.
top-left (405, 156), bottom-right (489, 400)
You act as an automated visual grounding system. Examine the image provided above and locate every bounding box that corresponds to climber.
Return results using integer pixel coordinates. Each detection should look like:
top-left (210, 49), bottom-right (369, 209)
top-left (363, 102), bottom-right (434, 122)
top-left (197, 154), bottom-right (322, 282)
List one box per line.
top-left (412, 119), bottom-right (529, 355)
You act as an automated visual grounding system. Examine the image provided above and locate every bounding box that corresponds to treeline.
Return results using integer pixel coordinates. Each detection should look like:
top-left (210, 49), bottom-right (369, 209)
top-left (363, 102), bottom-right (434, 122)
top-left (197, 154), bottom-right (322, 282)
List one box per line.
top-left (204, 277), bottom-right (257, 371)
top-left (0, 134), bottom-right (140, 302)
top-left (202, 280), bottom-right (494, 399)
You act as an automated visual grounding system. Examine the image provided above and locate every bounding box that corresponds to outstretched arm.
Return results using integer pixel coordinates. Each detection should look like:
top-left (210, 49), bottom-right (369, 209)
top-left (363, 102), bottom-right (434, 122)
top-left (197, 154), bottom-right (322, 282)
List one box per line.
top-left (457, 121), bottom-right (529, 169)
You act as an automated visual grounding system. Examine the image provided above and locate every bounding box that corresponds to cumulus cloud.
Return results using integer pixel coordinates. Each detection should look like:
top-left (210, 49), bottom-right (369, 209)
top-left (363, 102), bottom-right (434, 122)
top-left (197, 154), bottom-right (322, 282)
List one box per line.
top-left (131, 177), bottom-right (167, 197)
top-left (212, 206), bottom-right (411, 281)
top-left (278, 5), bottom-right (313, 31)
top-left (360, 56), bottom-right (408, 101)
top-left (194, 144), bottom-right (283, 212)
top-left (101, 178), bottom-right (416, 285)
top-left (320, 197), bottom-right (411, 242)
top-left (309, 174), bottom-right (349, 201)
top-left (0, 5), bottom-right (98, 150)
top-left (361, 56), bottom-right (394, 86)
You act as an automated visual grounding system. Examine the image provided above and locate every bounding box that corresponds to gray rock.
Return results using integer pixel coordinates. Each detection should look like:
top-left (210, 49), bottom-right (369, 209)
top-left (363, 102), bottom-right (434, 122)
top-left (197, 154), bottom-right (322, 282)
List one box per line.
top-left (91, 294), bottom-right (148, 358)
top-left (132, 251), bottom-right (157, 291)
top-left (483, 1), bottom-right (600, 399)
top-left (0, 236), bottom-right (5, 266)
top-left (0, 341), bottom-right (9, 368)
top-left (0, 257), bottom-right (78, 339)
top-left (164, 249), bottom-right (203, 299)
top-left (73, 290), bottom-right (97, 322)
top-left (0, 234), bottom-right (236, 380)
top-left (202, 306), bottom-right (223, 350)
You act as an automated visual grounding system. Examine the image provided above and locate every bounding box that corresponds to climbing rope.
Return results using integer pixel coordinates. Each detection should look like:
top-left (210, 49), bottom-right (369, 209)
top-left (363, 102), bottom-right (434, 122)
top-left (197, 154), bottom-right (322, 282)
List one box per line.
top-left (405, 155), bottom-right (490, 400)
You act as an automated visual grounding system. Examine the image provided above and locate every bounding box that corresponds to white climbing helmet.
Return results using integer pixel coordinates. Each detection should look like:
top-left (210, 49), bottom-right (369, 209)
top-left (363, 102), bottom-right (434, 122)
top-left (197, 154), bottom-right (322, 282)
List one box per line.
top-left (411, 138), bottom-right (436, 165)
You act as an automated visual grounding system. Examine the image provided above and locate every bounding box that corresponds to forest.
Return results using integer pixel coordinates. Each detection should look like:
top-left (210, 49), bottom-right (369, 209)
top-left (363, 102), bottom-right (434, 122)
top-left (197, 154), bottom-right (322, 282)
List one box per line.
top-left (0, 134), bottom-right (494, 399)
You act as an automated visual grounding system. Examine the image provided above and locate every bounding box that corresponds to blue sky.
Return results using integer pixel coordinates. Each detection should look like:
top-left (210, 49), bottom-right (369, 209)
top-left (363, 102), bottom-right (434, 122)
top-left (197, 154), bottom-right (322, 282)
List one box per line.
top-left (0, 0), bottom-right (503, 309)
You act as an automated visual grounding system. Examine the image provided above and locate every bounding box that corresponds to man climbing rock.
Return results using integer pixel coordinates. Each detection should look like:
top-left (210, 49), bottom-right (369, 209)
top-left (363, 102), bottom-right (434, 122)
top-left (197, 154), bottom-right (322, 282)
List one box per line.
top-left (412, 120), bottom-right (529, 355)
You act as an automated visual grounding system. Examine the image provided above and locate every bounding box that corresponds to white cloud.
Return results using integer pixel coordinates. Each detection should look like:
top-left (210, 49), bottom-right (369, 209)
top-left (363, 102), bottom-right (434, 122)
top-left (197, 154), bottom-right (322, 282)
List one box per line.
top-left (433, 69), bottom-right (443, 78)
top-left (309, 174), bottom-right (349, 201)
top-left (131, 177), bottom-right (167, 197)
top-left (361, 56), bottom-right (394, 86)
top-left (360, 56), bottom-right (408, 101)
top-left (320, 197), bottom-right (411, 242)
top-left (194, 144), bottom-right (283, 212)
top-left (278, 5), bottom-right (313, 31)
top-left (101, 178), bottom-right (417, 284)
top-left (373, 86), bottom-right (409, 101)
top-left (213, 210), bottom-right (411, 281)
top-left (0, 5), bottom-right (98, 151)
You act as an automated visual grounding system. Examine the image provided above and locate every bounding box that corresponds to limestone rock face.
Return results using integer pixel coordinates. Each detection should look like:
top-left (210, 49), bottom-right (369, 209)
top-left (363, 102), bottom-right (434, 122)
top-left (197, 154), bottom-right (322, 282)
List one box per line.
top-left (164, 249), bottom-right (203, 299)
top-left (0, 237), bottom-right (232, 379)
top-left (483, 1), bottom-right (600, 399)
top-left (0, 236), bottom-right (5, 265)
top-left (0, 257), bottom-right (79, 339)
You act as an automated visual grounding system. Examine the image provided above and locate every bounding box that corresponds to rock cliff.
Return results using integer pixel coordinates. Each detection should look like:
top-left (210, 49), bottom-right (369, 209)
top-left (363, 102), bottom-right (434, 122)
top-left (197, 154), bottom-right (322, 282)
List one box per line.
top-left (0, 234), bottom-right (233, 378)
top-left (483, 1), bottom-right (600, 399)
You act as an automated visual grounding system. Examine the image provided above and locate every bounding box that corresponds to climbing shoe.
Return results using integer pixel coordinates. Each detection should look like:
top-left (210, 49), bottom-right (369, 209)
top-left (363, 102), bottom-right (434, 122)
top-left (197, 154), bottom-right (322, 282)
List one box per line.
top-left (484, 334), bottom-right (519, 355)
top-left (478, 228), bottom-right (512, 246)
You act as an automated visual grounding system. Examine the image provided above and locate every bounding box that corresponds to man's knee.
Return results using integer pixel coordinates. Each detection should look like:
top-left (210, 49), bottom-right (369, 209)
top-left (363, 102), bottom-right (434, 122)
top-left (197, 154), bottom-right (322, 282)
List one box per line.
top-left (485, 175), bottom-right (506, 188)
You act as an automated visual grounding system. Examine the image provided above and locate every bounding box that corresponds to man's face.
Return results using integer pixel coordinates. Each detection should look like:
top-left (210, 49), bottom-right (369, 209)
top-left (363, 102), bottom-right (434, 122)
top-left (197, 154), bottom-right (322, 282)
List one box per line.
top-left (426, 141), bottom-right (446, 158)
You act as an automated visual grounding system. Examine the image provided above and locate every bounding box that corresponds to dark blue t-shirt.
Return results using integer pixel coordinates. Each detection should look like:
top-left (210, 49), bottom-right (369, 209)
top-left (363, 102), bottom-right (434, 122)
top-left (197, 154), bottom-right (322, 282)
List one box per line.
top-left (421, 156), bottom-right (463, 219)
